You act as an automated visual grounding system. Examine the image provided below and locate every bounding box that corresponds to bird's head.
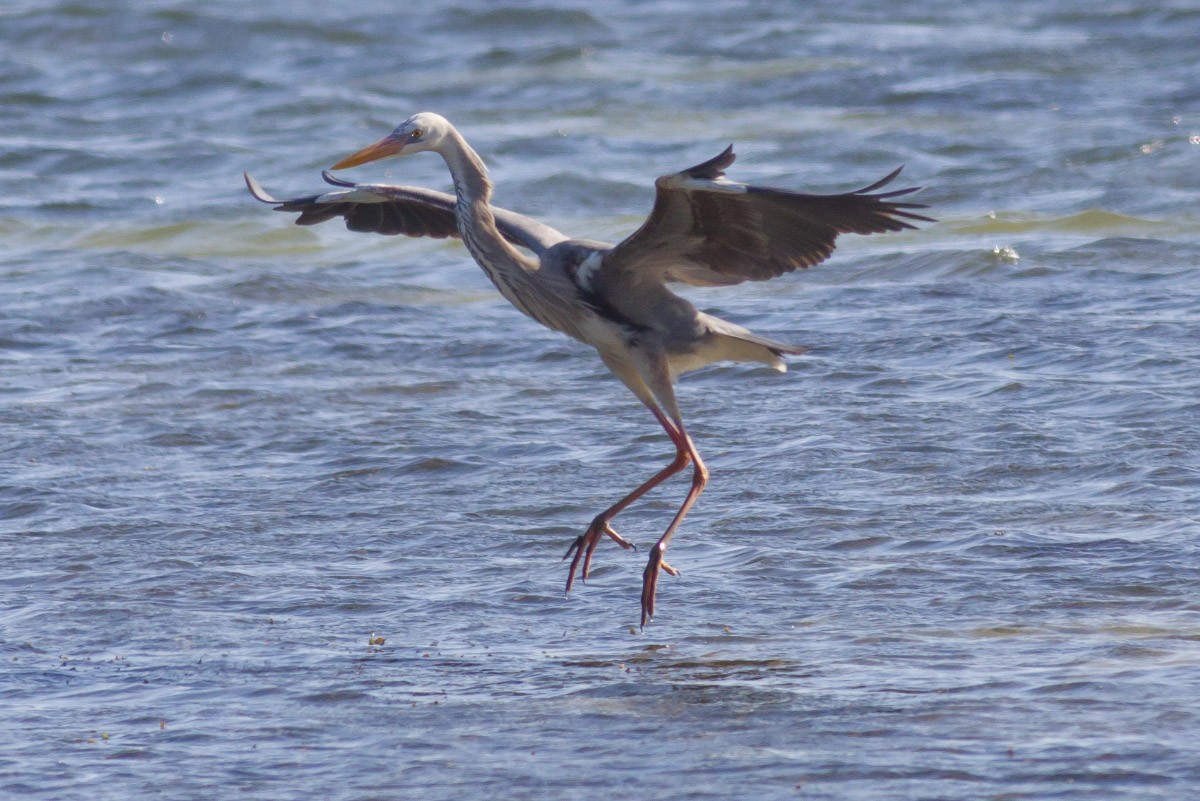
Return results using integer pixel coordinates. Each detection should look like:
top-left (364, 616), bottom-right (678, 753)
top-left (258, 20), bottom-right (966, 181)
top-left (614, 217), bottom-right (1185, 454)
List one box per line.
top-left (330, 112), bottom-right (452, 169)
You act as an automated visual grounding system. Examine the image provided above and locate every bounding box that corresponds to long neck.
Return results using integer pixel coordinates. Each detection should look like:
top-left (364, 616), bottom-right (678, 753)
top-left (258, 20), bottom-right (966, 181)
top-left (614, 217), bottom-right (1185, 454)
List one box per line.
top-left (440, 129), bottom-right (537, 302)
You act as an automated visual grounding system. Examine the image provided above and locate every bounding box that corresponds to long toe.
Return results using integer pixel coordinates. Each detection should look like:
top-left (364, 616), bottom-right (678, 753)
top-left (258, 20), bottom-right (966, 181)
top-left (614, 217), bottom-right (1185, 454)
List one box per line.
top-left (565, 518), bottom-right (608, 592)
top-left (603, 523), bottom-right (637, 551)
top-left (566, 516), bottom-right (642, 593)
top-left (640, 571), bottom-right (656, 628)
top-left (640, 548), bottom-right (664, 627)
top-left (564, 533), bottom-right (592, 593)
top-left (562, 535), bottom-right (586, 562)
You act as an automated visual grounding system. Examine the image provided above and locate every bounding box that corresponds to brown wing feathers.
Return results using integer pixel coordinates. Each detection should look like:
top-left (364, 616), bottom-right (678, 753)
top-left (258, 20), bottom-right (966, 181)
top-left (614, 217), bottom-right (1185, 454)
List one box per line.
top-left (256, 181), bottom-right (461, 239)
top-left (672, 156), bottom-right (931, 283)
top-left (245, 171), bottom-right (568, 254)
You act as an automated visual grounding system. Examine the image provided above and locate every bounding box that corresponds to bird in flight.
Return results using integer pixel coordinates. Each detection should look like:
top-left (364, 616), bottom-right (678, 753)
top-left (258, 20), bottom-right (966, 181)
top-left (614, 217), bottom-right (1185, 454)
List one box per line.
top-left (246, 112), bottom-right (931, 627)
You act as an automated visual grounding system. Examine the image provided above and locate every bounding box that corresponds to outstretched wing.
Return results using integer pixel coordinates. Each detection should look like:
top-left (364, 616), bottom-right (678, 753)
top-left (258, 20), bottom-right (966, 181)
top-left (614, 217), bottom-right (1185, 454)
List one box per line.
top-left (244, 171), bottom-right (568, 256)
top-left (596, 147), bottom-right (933, 289)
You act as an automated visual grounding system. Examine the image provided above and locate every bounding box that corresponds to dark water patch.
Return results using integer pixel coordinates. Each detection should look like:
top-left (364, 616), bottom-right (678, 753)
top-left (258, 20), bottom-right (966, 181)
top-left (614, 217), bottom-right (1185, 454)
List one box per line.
top-left (440, 7), bottom-right (614, 37)
top-left (470, 44), bottom-right (604, 70)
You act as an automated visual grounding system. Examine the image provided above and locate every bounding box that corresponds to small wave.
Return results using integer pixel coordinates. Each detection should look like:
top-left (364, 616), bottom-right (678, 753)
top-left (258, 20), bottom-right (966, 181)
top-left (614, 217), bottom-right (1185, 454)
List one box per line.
top-left (952, 209), bottom-right (1174, 236)
top-left (440, 7), bottom-right (613, 36)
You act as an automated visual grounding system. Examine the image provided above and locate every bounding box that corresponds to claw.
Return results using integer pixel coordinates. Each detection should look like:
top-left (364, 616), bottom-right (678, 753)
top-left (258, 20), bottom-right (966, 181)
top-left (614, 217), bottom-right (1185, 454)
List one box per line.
top-left (565, 518), bottom-right (637, 594)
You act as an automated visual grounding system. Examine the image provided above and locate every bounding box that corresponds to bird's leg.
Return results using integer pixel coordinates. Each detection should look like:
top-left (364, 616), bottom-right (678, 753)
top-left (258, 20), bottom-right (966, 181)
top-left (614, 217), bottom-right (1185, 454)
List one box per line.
top-left (641, 423), bottom-right (708, 628)
top-left (564, 406), bottom-right (691, 592)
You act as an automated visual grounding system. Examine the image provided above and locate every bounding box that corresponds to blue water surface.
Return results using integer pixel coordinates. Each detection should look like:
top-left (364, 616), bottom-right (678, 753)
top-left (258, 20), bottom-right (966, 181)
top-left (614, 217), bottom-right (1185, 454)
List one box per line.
top-left (2, 2), bottom-right (1199, 799)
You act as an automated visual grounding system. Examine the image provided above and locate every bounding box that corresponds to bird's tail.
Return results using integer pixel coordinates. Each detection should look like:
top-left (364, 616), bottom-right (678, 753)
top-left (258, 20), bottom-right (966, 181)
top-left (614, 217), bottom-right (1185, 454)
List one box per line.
top-left (694, 313), bottom-right (806, 374)
top-left (719, 331), bottom-right (806, 372)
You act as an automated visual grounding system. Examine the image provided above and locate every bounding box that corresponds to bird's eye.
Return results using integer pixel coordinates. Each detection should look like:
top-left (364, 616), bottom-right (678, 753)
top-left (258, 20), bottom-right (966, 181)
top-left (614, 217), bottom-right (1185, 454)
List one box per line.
top-left (409, 129), bottom-right (422, 139)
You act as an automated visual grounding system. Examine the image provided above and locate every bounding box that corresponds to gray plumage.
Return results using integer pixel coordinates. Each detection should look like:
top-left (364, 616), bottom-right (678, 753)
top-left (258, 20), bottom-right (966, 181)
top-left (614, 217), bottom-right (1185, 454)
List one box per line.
top-left (246, 112), bottom-right (932, 627)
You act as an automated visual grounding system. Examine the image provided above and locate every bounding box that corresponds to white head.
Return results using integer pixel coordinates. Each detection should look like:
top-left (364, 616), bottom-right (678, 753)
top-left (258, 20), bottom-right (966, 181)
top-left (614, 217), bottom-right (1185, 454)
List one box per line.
top-left (330, 112), bottom-right (455, 169)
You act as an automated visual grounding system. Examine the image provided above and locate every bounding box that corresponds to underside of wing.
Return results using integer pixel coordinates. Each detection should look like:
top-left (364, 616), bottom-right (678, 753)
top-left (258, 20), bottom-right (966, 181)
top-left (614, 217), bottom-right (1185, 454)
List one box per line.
top-left (599, 148), bottom-right (934, 288)
top-left (244, 172), bottom-right (567, 255)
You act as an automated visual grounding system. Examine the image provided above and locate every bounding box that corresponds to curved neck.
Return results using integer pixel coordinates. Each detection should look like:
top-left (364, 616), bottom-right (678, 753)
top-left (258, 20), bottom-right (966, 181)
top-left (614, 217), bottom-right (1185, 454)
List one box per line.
top-left (440, 129), bottom-right (528, 266)
top-left (437, 127), bottom-right (541, 316)
top-left (442, 128), bottom-right (494, 207)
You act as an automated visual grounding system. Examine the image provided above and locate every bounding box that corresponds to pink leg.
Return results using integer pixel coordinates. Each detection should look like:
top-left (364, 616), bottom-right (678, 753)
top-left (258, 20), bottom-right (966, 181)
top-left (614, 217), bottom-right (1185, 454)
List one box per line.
top-left (564, 406), bottom-right (691, 592)
top-left (641, 427), bottom-right (708, 628)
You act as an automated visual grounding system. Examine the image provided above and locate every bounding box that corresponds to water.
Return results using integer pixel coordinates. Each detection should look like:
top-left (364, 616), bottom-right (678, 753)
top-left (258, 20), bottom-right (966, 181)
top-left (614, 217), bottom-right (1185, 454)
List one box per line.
top-left (3, 1), bottom-right (1200, 798)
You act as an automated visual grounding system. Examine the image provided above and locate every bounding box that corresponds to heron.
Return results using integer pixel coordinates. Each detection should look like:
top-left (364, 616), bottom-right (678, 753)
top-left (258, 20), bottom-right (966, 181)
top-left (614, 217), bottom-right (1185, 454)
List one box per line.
top-left (245, 112), bottom-right (932, 627)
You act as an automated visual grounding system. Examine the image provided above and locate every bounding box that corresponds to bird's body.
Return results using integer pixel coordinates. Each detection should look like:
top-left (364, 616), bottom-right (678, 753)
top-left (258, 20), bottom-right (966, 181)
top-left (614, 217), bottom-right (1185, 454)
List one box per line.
top-left (246, 112), bottom-right (931, 626)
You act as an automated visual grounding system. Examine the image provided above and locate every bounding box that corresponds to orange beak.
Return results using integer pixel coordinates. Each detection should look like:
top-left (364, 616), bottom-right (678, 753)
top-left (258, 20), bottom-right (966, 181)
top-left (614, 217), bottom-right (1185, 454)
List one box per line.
top-left (330, 133), bottom-right (405, 169)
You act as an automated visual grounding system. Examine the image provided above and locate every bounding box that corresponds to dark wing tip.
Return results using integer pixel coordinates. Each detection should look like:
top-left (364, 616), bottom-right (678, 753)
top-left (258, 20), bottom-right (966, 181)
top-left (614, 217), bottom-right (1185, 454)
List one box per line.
top-left (681, 144), bottom-right (736, 180)
top-left (892, 206), bottom-right (937, 223)
top-left (244, 172), bottom-right (281, 204)
top-left (321, 170), bottom-right (356, 188)
top-left (853, 165), bottom-right (905, 195)
top-left (852, 166), bottom-right (936, 223)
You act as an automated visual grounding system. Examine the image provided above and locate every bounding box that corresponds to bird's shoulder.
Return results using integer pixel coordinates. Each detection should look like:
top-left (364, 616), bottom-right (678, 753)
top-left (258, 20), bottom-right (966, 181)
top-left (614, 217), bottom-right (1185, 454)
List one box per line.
top-left (541, 239), bottom-right (613, 291)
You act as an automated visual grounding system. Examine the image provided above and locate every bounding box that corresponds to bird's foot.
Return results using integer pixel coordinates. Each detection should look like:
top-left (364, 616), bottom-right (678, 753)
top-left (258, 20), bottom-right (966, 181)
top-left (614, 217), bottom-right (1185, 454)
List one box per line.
top-left (640, 544), bottom-right (679, 628)
top-left (563, 516), bottom-right (636, 593)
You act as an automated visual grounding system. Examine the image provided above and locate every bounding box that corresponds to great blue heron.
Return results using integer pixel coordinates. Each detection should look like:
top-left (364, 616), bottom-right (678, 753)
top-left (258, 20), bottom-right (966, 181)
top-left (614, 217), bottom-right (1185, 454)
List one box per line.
top-left (245, 112), bottom-right (932, 627)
